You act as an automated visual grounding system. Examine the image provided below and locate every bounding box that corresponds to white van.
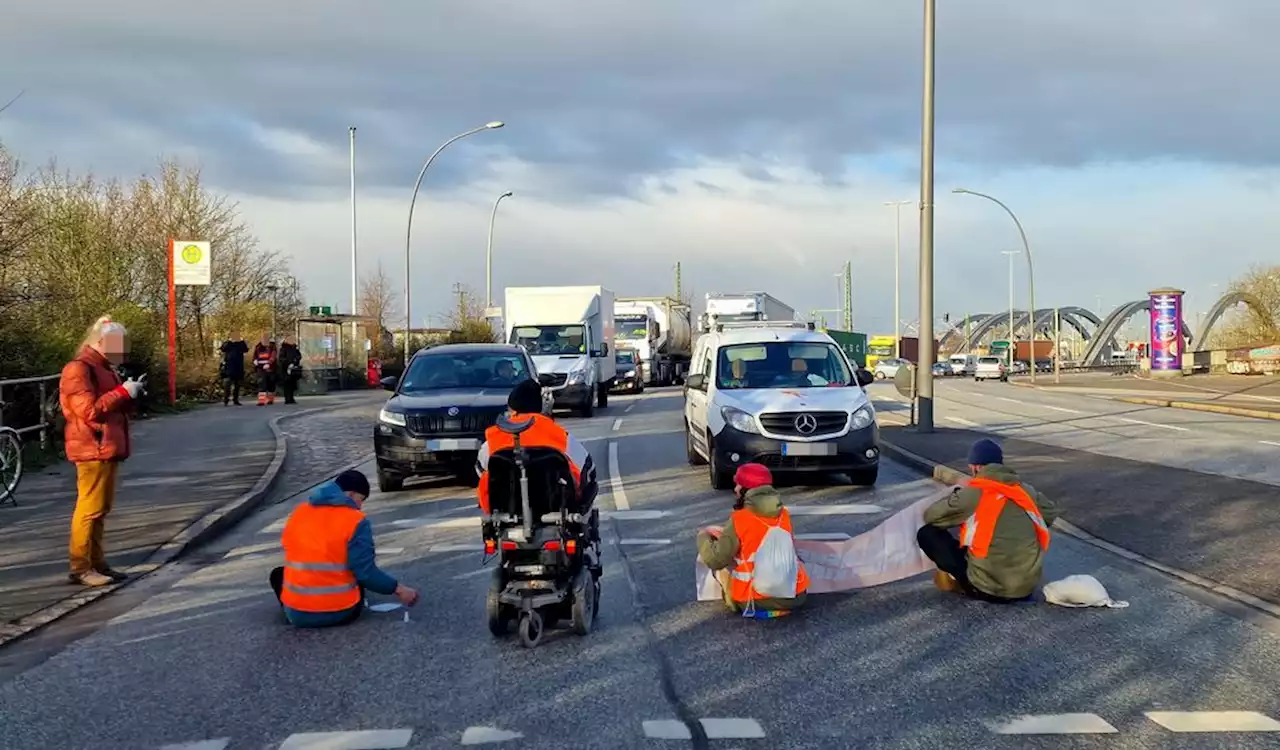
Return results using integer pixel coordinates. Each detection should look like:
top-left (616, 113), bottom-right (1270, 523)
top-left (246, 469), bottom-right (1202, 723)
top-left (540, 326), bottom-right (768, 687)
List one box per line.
top-left (948, 354), bottom-right (977, 376)
top-left (683, 321), bottom-right (879, 489)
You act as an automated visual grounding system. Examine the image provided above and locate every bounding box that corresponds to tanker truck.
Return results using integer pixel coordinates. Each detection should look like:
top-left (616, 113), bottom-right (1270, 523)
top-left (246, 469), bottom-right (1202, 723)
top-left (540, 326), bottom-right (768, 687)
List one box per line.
top-left (613, 296), bottom-right (693, 386)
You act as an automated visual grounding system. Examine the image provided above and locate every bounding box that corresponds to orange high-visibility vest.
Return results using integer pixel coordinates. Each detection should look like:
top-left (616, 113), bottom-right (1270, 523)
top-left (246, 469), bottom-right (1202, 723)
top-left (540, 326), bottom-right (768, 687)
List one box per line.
top-left (958, 477), bottom-right (1050, 559)
top-left (477, 412), bottom-right (581, 515)
top-left (280, 502), bottom-right (364, 612)
top-left (728, 507), bottom-right (810, 604)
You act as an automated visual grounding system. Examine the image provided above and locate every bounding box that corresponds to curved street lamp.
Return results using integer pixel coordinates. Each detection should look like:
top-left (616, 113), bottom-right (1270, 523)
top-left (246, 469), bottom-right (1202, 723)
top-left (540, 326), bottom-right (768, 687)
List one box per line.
top-left (485, 190), bottom-right (514, 310)
top-left (952, 187), bottom-right (1037, 382)
top-left (403, 121), bottom-right (504, 363)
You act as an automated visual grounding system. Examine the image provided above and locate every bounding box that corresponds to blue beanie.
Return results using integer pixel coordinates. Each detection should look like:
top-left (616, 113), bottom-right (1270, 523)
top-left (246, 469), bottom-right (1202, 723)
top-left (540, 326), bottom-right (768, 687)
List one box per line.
top-left (967, 438), bottom-right (1003, 466)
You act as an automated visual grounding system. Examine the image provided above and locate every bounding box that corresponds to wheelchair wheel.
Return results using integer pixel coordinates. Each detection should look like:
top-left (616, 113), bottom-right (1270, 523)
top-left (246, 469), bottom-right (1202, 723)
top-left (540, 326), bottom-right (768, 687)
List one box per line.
top-left (486, 572), bottom-right (511, 637)
top-left (571, 569), bottom-right (596, 636)
top-left (518, 610), bottom-right (544, 648)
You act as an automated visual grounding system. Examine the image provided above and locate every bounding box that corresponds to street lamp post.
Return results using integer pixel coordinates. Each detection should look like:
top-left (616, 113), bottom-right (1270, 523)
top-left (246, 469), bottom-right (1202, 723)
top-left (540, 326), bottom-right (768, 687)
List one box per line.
top-left (485, 190), bottom-right (514, 312)
top-left (916, 0), bottom-right (938, 431)
top-left (952, 187), bottom-right (1036, 382)
top-left (403, 121), bottom-right (505, 364)
top-left (266, 284), bottom-right (280, 342)
top-left (1001, 250), bottom-right (1019, 366)
top-left (884, 200), bottom-right (912, 360)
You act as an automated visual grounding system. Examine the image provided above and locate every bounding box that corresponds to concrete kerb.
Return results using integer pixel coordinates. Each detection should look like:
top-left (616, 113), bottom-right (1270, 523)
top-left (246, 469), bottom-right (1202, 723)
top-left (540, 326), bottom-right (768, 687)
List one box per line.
top-left (1114, 396), bottom-right (1280, 421)
top-left (0, 405), bottom-right (331, 649)
top-left (876, 435), bottom-right (1280, 620)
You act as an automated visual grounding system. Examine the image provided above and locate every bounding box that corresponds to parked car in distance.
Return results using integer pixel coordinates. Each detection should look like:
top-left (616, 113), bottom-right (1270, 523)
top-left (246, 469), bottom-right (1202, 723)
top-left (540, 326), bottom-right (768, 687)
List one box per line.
top-left (931, 362), bottom-right (950, 377)
top-left (948, 354), bottom-right (976, 376)
top-left (1034, 358), bottom-right (1053, 373)
top-left (974, 356), bottom-right (1008, 382)
top-left (873, 357), bottom-right (909, 380)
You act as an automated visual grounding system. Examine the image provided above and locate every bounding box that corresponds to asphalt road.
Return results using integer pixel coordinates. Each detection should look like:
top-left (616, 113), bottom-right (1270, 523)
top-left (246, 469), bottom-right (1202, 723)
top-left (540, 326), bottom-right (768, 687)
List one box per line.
top-left (871, 378), bottom-right (1280, 486)
top-left (3, 389), bottom-right (1280, 748)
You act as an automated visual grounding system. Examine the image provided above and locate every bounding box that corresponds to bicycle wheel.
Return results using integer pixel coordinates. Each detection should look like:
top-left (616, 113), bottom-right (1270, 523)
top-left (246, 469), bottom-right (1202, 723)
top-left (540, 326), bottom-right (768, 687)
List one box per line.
top-left (0, 427), bottom-right (23, 505)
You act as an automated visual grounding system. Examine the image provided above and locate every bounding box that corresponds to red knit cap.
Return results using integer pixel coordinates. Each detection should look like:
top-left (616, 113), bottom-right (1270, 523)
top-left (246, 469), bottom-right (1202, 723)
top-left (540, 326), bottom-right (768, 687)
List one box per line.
top-left (733, 463), bottom-right (773, 490)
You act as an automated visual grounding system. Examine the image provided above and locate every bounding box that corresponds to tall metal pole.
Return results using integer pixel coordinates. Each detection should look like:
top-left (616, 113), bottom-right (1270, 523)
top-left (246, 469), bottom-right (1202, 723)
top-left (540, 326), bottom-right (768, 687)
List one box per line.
top-left (1004, 250), bottom-right (1018, 365)
top-left (675, 261), bottom-right (683, 301)
top-left (952, 187), bottom-right (1036, 382)
top-left (885, 200), bottom-right (911, 358)
top-left (916, 0), bottom-right (937, 432)
top-left (845, 261), bottom-right (854, 330)
top-left (485, 190), bottom-right (513, 309)
top-left (1054, 307), bottom-right (1062, 384)
top-left (403, 121), bottom-right (505, 365)
top-left (350, 126), bottom-right (358, 316)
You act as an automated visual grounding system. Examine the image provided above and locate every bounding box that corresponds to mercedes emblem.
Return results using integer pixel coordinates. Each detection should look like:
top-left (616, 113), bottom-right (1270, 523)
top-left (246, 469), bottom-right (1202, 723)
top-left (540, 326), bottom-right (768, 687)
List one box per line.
top-left (447, 407), bottom-right (460, 417)
top-left (794, 413), bottom-right (818, 435)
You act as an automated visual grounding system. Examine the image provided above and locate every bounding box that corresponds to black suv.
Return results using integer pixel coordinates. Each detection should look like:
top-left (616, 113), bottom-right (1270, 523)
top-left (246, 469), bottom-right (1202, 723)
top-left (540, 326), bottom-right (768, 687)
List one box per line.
top-left (374, 343), bottom-right (540, 492)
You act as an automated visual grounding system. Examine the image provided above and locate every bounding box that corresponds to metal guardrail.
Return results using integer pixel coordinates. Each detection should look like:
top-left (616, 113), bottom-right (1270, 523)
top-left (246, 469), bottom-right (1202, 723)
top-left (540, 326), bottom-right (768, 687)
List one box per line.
top-left (0, 373), bottom-right (60, 450)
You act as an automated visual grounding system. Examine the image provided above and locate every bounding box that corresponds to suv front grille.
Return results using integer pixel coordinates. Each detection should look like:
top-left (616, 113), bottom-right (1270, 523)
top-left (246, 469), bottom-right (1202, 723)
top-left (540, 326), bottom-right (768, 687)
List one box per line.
top-left (405, 410), bottom-right (503, 436)
top-left (758, 411), bottom-right (848, 438)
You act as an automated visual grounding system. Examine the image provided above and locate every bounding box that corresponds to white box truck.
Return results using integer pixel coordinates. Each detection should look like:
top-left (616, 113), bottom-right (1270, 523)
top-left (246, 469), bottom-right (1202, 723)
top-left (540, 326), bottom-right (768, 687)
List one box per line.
top-left (699, 292), bottom-right (796, 332)
top-left (504, 286), bottom-right (617, 417)
top-left (614, 296), bottom-right (693, 387)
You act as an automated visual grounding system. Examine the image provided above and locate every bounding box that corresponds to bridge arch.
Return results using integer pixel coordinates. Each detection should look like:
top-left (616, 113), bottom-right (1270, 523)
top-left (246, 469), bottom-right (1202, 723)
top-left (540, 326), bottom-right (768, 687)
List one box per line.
top-left (941, 307), bottom-right (1104, 353)
top-left (1194, 291), bottom-right (1274, 350)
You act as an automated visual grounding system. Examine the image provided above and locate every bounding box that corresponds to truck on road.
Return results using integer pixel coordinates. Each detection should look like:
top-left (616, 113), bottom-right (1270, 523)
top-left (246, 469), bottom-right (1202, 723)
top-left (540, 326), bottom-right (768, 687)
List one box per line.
top-left (504, 286), bottom-right (617, 417)
top-left (698, 292), bottom-right (795, 332)
top-left (614, 296), bottom-right (693, 386)
top-left (867, 335), bottom-right (938, 367)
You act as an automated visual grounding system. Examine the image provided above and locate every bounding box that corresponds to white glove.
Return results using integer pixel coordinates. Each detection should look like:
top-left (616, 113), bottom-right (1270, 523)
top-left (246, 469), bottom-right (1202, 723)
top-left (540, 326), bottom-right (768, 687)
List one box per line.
top-left (123, 374), bottom-right (147, 399)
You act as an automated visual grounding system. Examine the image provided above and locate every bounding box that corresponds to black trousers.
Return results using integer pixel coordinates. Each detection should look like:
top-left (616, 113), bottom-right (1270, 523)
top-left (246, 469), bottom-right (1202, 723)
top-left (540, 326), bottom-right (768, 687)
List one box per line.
top-left (916, 525), bottom-right (1021, 604)
top-left (257, 371), bottom-right (276, 394)
top-left (282, 374), bottom-right (298, 403)
top-left (223, 376), bottom-right (243, 404)
top-left (269, 566), bottom-right (363, 627)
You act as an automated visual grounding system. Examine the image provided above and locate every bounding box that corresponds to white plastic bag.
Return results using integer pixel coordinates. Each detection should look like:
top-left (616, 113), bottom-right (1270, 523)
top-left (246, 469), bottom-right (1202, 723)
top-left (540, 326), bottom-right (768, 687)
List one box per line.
top-left (750, 524), bottom-right (799, 599)
top-left (1042, 574), bottom-right (1129, 609)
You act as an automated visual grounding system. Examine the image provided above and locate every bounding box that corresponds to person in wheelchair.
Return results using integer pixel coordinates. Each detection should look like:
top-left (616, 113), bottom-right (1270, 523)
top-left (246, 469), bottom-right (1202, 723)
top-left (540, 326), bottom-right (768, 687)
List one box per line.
top-left (475, 378), bottom-right (596, 515)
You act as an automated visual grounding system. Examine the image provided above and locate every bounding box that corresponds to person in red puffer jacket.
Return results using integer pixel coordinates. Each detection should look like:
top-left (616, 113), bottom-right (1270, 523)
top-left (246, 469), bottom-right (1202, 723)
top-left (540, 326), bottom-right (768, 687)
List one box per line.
top-left (60, 315), bottom-right (146, 587)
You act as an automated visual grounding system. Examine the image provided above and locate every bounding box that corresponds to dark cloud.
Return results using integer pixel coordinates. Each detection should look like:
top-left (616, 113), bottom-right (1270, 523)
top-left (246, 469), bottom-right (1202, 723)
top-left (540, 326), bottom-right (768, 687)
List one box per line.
top-left (2, 1), bottom-right (1278, 198)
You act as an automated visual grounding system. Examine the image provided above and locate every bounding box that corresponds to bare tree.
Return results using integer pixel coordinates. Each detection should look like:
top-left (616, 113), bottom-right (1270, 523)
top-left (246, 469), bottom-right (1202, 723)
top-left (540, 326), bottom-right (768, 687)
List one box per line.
top-left (358, 261), bottom-right (399, 333)
top-left (443, 284), bottom-right (498, 344)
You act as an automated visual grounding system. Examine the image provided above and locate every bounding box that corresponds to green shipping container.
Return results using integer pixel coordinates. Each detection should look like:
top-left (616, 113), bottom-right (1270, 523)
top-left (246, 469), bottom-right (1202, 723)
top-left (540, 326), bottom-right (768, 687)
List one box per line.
top-left (827, 330), bottom-right (868, 368)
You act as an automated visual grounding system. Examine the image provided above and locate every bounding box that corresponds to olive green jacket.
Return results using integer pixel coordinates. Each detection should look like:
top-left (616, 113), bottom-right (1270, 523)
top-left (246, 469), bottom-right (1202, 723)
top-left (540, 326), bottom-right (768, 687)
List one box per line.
top-left (924, 463), bottom-right (1060, 599)
top-left (696, 486), bottom-right (808, 611)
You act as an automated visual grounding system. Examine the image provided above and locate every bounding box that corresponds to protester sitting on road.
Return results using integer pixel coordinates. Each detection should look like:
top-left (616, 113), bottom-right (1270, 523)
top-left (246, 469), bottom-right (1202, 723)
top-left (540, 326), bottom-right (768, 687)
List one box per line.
top-left (271, 469), bottom-right (418, 627)
top-left (697, 463), bottom-right (809, 617)
top-left (475, 378), bottom-right (595, 516)
top-left (60, 315), bottom-right (147, 587)
top-left (916, 438), bottom-right (1060, 602)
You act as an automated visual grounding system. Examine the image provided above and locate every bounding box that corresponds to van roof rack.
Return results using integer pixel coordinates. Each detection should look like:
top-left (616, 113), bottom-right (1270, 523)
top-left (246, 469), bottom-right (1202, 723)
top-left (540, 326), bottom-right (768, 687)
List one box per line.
top-left (714, 320), bottom-right (815, 333)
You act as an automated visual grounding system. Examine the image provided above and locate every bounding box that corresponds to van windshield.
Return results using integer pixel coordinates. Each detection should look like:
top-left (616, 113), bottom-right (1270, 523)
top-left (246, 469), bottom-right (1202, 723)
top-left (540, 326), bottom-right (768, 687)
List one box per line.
top-left (716, 342), bottom-right (852, 389)
top-left (511, 325), bottom-right (586, 356)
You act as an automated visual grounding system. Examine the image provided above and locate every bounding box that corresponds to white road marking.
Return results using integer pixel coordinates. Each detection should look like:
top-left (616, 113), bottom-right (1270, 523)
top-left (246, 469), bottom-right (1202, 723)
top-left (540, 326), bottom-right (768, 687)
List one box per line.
top-left (1261, 440), bottom-right (1280, 448)
top-left (392, 517), bottom-right (477, 529)
top-left (160, 741), bottom-right (230, 750)
top-left (1041, 404), bottom-right (1082, 414)
top-left (607, 442), bottom-right (631, 510)
top-left (994, 396), bottom-right (1024, 405)
top-left (1117, 417), bottom-right (1189, 432)
top-left (378, 547), bottom-right (405, 555)
top-left (278, 729), bottom-right (414, 749)
top-left (460, 726), bottom-right (524, 744)
top-left (1145, 711), bottom-right (1280, 732)
top-left (787, 504), bottom-right (885, 516)
top-left (991, 714), bottom-right (1118, 734)
top-left (642, 720), bottom-right (691, 740)
top-left (795, 532), bottom-right (852, 541)
top-left (946, 416), bottom-right (979, 427)
top-left (612, 417), bottom-right (623, 431)
top-left (452, 567), bottom-right (495, 580)
top-left (223, 541), bottom-right (280, 558)
top-left (600, 509), bottom-right (667, 520)
top-left (619, 538), bottom-right (672, 545)
top-left (426, 544), bottom-right (476, 553)
top-left (625, 403), bottom-right (637, 413)
top-left (700, 718), bottom-right (767, 739)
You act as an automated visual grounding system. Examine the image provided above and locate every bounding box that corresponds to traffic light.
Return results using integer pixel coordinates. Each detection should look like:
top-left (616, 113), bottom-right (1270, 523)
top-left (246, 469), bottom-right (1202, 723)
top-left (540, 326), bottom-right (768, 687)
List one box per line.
top-left (944, 313), bottom-right (950, 324)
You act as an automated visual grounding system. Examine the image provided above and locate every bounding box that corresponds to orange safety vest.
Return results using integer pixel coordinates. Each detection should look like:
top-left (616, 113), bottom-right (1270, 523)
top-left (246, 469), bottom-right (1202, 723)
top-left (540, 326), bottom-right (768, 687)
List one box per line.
top-left (477, 412), bottom-right (581, 515)
top-left (958, 477), bottom-right (1050, 559)
top-left (728, 508), bottom-right (810, 604)
top-left (280, 502), bottom-right (365, 612)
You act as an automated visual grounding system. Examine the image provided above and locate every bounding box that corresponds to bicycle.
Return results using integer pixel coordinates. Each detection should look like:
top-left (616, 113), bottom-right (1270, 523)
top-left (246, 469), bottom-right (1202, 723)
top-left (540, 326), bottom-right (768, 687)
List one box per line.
top-left (0, 424), bottom-right (22, 506)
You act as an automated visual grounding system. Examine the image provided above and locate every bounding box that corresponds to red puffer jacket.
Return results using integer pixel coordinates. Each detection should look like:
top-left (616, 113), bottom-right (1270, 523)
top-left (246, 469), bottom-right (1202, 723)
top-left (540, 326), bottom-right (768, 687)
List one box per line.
top-left (60, 347), bottom-right (133, 463)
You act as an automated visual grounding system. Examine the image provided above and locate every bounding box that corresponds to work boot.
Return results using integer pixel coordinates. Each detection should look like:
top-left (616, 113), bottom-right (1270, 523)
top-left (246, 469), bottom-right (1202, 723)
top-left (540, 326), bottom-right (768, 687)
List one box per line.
top-left (69, 570), bottom-right (114, 587)
top-left (933, 570), bottom-right (962, 593)
top-left (97, 567), bottom-right (129, 583)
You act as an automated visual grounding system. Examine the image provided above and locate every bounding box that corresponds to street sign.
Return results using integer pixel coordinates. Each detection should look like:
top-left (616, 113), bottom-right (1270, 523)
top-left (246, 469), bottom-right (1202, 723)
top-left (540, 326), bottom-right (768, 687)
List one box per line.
top-left (484, 306), bottom-right (503, 319)
top-left (171, 240), bottom-right (211, 286)
top-left (309, 305), bottom-right (333, 316)
top-left (893, 362), bottom-right (917, 400)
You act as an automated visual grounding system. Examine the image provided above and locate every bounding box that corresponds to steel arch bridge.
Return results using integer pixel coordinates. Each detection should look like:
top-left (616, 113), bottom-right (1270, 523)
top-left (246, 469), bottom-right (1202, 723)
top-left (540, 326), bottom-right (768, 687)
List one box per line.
top-left (940, 307), bottom-right (1106, 354)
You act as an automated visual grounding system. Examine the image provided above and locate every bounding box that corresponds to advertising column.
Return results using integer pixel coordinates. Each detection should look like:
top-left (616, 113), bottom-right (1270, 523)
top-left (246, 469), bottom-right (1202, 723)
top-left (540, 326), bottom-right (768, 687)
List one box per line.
top-left (1148, 287), bottom-right (1185, 375)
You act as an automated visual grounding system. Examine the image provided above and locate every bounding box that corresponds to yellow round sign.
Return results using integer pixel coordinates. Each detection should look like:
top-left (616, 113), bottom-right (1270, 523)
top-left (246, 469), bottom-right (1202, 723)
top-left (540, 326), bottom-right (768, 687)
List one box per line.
top-left (181, 244), bottom-right (203, 264)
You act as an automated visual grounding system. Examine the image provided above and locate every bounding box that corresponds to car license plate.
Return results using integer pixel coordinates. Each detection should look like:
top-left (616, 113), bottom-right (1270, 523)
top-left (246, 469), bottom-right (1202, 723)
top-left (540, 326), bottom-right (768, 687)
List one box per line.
top-left (427, 438), bottom-right (478, 451)
top-left (782, 442), bottom-right (836, 456)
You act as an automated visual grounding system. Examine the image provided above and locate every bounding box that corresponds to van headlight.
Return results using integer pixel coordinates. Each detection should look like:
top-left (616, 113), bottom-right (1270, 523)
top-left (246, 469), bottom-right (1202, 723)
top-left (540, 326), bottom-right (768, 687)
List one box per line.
top-left (849, 405), bottom-right (874, 430)
top-left (379, 408), bottom-right (406, 427)
top-left (566, 363), bottom-right (590, 385)
top-left (721, 406), bottom-right (760, 434)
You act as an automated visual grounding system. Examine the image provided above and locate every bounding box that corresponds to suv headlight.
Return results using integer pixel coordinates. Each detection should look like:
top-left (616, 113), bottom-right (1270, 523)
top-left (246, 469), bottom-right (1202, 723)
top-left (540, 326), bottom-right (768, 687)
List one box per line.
top-left (379, 408), bottom-right (406, 427)
top-left (721, 406), bottom-right (760, 434)
top-left (850, 405), bottom-right (874, 430)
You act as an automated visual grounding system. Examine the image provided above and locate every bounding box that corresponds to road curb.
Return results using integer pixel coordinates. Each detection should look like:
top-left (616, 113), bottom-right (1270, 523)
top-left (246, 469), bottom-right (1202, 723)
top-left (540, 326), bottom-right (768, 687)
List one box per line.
top-left (1114, 396), bottom-right (1280, 421)
top-left (0, 405), bottom-right (332, 649)
top-left (877, 433), bottom-right (1280, 620)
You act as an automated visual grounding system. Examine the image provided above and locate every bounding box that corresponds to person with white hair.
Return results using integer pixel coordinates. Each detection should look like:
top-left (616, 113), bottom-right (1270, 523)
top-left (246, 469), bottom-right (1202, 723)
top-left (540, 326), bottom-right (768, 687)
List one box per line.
top-left (59, 315), bottom-right (146, 587)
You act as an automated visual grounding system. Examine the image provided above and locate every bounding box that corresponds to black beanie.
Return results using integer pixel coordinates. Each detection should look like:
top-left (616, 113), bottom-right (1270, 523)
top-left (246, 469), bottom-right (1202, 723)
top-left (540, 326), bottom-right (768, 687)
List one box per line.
top-left (334, 469), bottom-right (371, 497)
top-left (508, 378), bottom-right (544, 414)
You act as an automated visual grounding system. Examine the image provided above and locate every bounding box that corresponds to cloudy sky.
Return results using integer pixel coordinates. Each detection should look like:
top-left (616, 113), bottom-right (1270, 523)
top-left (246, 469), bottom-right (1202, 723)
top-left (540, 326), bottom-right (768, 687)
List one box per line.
top-left (3, 1), bottom-right (1278, 335)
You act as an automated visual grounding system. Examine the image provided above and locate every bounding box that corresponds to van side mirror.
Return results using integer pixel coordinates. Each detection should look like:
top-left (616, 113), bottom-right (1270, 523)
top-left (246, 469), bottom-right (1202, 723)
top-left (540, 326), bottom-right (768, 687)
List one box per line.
top-left (685, 373), bottom-right (707, 391)
top-left (380, 375), bottom-right (399, 391)
top-left (854, 369), bottom-right (874, 387)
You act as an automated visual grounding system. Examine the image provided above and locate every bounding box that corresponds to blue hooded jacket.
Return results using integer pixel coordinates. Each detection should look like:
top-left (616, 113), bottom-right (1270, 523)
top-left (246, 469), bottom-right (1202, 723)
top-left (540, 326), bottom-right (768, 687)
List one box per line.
top-left (283, 481), bottom-right (399, 628)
